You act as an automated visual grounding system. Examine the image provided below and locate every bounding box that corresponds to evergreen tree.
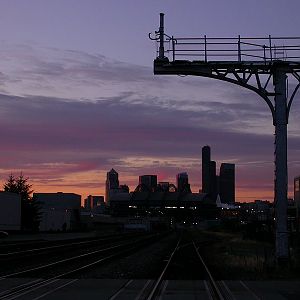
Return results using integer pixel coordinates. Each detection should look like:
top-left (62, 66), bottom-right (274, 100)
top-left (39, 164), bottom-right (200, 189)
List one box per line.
top-left (3, 173), bottom-right (41, 231)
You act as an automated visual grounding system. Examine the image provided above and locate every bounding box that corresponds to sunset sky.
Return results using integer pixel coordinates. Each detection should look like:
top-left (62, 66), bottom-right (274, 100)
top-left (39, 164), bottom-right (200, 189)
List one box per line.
top-left (0, 0), bottom-right (299, 202)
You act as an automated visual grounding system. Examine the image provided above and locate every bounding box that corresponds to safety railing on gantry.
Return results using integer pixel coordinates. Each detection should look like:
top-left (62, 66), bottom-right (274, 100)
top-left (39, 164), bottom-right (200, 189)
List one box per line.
top-left (149, 32), bottom-right (300, 63)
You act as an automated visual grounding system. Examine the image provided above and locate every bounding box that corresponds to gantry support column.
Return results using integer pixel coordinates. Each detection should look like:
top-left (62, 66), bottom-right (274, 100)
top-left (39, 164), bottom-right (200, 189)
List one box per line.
top-left (273, 67), bottom-right (289, 261)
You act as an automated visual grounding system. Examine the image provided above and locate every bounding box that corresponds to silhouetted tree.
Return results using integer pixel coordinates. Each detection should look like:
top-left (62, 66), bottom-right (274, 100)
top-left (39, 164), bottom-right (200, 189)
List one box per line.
top-left (3, 173), bottom-right (41, 231)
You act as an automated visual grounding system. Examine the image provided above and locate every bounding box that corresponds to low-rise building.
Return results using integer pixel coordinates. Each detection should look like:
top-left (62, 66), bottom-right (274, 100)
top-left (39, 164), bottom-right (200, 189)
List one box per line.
top-left (109, 191), bottom-right (215, 219)
top-left (34, 192), bottom-right (81, 231)
top-left (0, 192), bottom-right (21, 231)
top-left (84, 195), bottom-right (104, 211)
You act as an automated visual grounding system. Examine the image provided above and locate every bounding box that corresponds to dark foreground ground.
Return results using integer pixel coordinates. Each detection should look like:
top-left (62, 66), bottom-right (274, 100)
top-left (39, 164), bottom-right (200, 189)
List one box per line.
top-left (1, 228), bottom-right (300, 280)
top-left (1, 229), bottom-right (300, 299)
top-left (82, 228), bottom-right (300, 281)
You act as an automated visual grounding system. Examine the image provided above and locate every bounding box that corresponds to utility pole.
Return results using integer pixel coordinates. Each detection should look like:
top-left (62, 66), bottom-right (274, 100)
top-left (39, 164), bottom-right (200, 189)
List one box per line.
top-left (274, 66), bottom-right (289, 261)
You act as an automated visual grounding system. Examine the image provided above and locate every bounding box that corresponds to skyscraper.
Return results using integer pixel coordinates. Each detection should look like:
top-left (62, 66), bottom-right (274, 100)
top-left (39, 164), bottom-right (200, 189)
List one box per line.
top-left (176, 172), bottom-right (190, 193)
top-left (202, 145), bottom-right (211, 193)
top-left (209, 160), bottom-right (218, 200)
top-left (105, 168), bottom-right (119, 204)
top-left (139, 175), bottom-right (157, 192)
top-left (219, 163), bottom-right (235, 204)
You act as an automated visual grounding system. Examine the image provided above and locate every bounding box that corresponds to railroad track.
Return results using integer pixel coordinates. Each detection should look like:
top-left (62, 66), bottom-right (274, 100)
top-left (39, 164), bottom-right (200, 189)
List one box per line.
top-left (0, 232), bottom-right (168, 300)
top-left (0, 232), bottom-right (135, 254)
top-left (0, 232), bottom-right (144, 276)
top-left (0, 232), bottom-right (266, 299)
top-left (129, 237), bottom-right (261, 300)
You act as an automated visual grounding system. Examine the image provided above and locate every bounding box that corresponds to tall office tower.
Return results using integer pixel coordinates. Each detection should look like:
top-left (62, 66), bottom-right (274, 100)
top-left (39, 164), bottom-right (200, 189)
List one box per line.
top-left (139, 175), bottom-right (157, 192)
top-left (176, 172), bottom-right (190, 192)
top-left (202, 145), bottom-right (211, 193)
top-left (105, 168), bottom-right (119, 204)
top-left (294, 176), bottom-right (300, 209)
top-left (219, 163), bottom-right (235, 204)
top-left (209, 161), bottom-right (218, 200)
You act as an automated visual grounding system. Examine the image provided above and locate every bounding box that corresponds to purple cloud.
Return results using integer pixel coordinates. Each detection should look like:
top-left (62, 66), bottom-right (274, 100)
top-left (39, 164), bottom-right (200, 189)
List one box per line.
top-left (0, 45), bottom-right (299, 201)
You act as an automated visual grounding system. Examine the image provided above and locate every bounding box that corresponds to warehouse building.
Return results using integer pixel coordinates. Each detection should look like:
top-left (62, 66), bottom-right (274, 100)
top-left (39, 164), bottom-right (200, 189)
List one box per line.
top-left (0, 191), bottom-right (21, 231)
top-left (34, 192), bottom-right (81, 231)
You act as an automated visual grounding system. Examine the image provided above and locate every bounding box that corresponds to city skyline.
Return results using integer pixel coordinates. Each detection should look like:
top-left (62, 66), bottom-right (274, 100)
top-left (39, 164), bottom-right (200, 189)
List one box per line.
top-left (0, 1), bottom-right (299, 202)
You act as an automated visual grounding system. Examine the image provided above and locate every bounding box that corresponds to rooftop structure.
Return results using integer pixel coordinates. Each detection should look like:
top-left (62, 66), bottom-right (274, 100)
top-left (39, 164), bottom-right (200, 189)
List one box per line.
top-left (139, 175), bottom-right (158, 192)
top-left (34, 192), bottom-right (81, 210)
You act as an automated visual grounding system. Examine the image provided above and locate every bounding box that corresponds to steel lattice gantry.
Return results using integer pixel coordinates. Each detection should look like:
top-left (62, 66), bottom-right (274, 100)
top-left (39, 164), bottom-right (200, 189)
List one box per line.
top-left (150, 13), bottom-right (300, 262)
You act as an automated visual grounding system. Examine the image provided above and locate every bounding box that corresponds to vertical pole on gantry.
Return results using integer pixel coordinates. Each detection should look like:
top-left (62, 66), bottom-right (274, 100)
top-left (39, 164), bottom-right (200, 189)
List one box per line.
top-left (273, 65), bottom-right (289, 263)
top-left (159, 13), bottom-right (165, 59)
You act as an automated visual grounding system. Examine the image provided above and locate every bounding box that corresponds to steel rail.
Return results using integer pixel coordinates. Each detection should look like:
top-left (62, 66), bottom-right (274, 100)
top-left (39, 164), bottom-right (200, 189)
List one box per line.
top-left (0, 246), bottom-right (132, 300)
top-left (145, 238), bottom-right (227, 300)
top-left (0, 240), bottom-right (44, 246)
top-left (0, 234), bottom-right (157, 280)
top-left (193, 241), bottom-right (225, 300)
top-left (0, 243), bottom-right (125, 280)
top-left (0, 234), bottom-right (118, 251)
top-left (0, 233), bottom-right (163, 300)
top-left (146, 237), bottom-right (181, 300)
top-left (0, 233), bottom-right (137, 253)
top-left (0, 234), bottom-right (130, 257)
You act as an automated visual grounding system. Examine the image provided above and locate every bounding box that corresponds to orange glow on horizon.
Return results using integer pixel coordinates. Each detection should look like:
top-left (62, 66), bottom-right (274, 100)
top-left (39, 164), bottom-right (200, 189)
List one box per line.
top-left (2, 166), bottom-right (291, 205)
top-left (18, 180), bottom-right (278, 205)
